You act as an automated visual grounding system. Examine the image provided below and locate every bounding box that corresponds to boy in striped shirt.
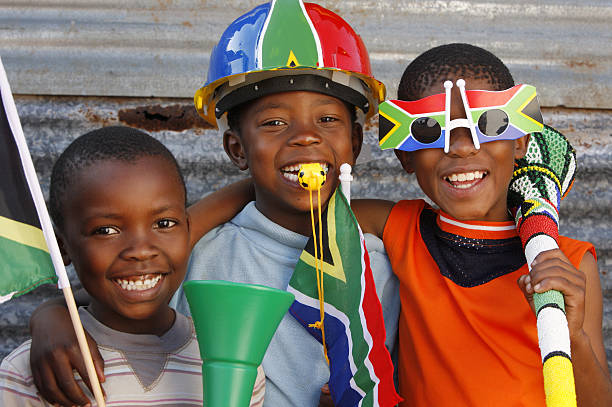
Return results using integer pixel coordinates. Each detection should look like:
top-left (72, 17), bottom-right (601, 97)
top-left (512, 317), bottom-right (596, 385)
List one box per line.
top-left (0, 126), bottom-right (265, 406)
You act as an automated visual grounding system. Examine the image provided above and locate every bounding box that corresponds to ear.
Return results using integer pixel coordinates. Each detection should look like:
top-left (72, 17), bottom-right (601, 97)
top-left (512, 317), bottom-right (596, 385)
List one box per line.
top-left (351, 122), bottom-right (363, 163)
top-left (514, 133), bottom-right (530, 160)
top-left (223, 129), bottom-right (249, 171)
top-left (55, 230), bottom-right (72, 266)
top-left (394, 149), bottom-right (415, 173)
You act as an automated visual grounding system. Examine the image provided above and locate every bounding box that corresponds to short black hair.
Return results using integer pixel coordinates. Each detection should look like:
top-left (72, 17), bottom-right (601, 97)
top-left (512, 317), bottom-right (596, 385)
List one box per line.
top-left (398, 43), bottom-right (515, 101)
top-left (49, 126), bottom-right (186, 229)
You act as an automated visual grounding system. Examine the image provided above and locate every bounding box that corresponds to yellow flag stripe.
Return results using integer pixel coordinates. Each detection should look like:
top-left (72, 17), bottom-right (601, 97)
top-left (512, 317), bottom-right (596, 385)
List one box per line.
top-left (0, 216), bottom-right (49, 253)
top-left (298, 194), bottom-right (347, 283)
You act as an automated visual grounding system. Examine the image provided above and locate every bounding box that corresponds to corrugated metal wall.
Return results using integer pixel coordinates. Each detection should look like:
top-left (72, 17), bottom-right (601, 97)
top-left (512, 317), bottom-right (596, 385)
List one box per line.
top-left (1, 0), bottom-right (611, 375)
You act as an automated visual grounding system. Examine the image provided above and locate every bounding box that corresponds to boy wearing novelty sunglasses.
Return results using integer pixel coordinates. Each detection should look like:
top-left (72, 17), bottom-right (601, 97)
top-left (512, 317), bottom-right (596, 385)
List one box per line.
top-left (354, 43), bottom-right (611, 406)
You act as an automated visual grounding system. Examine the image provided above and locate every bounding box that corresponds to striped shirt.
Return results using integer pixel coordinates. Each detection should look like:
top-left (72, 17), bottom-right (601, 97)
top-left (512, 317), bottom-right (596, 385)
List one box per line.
top-left (0, 308), bottom-right (265, 406)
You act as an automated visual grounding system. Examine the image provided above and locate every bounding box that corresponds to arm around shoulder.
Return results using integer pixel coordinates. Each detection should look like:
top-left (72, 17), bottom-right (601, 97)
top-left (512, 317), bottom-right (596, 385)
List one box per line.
top-left (187, 178), bottom-right (254, 248)
top-left (28, 288), bottom-right (105, 406)
top-left (351, 199), bottom-right (395, 239)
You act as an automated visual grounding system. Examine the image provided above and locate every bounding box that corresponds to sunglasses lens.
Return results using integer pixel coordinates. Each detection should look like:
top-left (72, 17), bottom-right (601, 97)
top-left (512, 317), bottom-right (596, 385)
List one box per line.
top-left (477, 109), bottom-right (509, 137)
top-left (411, 117), bottom-right (441, 144)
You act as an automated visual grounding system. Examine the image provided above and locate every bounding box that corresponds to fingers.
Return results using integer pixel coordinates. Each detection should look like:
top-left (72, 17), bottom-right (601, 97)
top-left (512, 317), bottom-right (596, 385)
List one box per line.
top-left (517, 274), bottom-right (535, 313)
top-left (530, 251), bottom-right (585, 294)
top-left (30, 332), bottom-right (92, 406)
top-left (321, 383), bottom-right (330, 395)
top-left (528, 249), bottom-right (586, 336)
top-left (317, 383), bottom-right (334, 407)
top-left (32, 353), bottom-right (89, 407)
top-left (73, 332), bottom-right (106, 401)
top-left (55, 349), bottom-right (92, 406)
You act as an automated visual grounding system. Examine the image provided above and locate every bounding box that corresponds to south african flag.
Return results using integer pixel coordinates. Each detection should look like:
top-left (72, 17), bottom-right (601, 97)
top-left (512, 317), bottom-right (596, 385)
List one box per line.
top-left (0, 57), bottom-right (56, 303)
top-left (288, 188), bottom-right (401, 406)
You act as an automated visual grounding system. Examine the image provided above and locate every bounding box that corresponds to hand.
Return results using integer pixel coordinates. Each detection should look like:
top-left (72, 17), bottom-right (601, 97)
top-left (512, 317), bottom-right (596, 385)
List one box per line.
top-left (29, 303), bottom-right (105, 406)
top-left (517, 249), bottom-right (586, 339)
top-left (318, 383), bottom-right (335, 407)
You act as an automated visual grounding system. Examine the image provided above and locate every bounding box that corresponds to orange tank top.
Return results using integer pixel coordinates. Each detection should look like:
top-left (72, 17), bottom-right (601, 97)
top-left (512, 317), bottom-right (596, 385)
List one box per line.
top-left (383, 199), bottom-right (595, 407)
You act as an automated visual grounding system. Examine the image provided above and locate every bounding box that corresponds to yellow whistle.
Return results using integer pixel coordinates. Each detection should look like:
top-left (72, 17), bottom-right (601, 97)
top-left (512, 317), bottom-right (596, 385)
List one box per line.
top-left (298, 163), bottom-right (326, 191)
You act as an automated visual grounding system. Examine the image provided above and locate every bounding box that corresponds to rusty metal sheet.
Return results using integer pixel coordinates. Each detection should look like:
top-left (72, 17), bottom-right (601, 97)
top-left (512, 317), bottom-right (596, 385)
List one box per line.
top-left (0, 0), bottom-right (610, 109)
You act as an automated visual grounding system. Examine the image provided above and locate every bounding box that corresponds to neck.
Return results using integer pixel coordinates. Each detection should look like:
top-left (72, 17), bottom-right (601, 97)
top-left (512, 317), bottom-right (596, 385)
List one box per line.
top-left (254, 201), bottom-right (326, 236)
top-left (88, 301), bottom-right (176, 336)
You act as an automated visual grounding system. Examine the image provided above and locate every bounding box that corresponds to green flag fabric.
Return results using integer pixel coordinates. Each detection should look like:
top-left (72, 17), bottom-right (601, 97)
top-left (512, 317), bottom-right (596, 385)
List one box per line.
top-left (0, 60), bottom-right (56, 303)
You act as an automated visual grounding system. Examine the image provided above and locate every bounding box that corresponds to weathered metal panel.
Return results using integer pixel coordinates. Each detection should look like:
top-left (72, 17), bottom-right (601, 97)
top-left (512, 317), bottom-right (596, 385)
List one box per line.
top-left (0, 0), bottom-right (610, 376)
top-left (0, 0), bottom-right (610, 108)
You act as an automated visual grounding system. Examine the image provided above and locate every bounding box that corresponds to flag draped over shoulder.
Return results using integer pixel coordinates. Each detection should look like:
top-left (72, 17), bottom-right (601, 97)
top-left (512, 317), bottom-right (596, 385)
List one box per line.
top-left (0, 64), bottom-right (56, 304)
top-left (287, 188), bottom-right (401, 407)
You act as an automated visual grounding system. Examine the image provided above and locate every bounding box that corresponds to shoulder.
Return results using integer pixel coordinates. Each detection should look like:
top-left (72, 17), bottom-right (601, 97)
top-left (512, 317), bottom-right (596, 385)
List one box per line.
top-left (558, 235), bottom-right (596, 268)
top-left (192, 221), bottom-right (237, 250)
top-left (382, 199), bottom-right (428, 243)
top-left (349, 199), bottom-right (394, 238)
top-left (0, 341), bottom-right (39, 402)
top-left (0, 340), bottom-right (32, 375)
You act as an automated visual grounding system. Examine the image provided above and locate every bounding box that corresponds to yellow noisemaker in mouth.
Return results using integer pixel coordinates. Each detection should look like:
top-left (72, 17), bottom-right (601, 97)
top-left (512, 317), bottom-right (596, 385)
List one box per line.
top-left (298, 163), bottom-right (326, 191)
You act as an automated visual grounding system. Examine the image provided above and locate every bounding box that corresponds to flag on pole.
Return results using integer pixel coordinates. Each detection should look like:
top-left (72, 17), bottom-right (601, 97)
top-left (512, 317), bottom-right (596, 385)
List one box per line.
top-left (0, 60), bottom-right (57, 304)
top-left (287, 188), bottom-right (401, 407)
top-left (0, 56), bottom-right (106, 406)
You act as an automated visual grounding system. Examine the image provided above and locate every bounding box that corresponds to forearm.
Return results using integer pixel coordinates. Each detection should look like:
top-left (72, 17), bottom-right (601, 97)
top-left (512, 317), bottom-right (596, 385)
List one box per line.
top-left (187, 177), bottom-right (254, 247)
top-left (30, 288), bottom-right (90, 328)
top-left (571, 331), bottom-right (612, 406)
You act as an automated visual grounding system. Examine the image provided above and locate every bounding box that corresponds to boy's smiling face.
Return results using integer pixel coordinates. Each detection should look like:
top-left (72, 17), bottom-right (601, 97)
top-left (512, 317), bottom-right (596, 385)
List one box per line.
top-left (396, 74), bottom-right (529, 222)
top-left (59, 156), bottom-right (190, 335)
top-left (224, 90), bottom-right (361, 234)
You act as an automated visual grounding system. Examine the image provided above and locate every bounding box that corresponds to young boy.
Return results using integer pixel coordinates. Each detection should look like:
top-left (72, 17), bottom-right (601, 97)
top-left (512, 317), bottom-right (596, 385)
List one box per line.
top-left (0, 126), bottom-right (265, 406)
top-left (26, 2), bottom-right (400, 406)
top-left (354, 43), bottom-right (611, 406)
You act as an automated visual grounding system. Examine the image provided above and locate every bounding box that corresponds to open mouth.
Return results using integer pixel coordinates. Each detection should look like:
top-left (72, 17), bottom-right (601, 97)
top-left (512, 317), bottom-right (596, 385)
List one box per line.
top-left (113, 274), bottom-right (163, 291)
top-left (280, 162), bottom-right (329, 183)
top-left (444, 170), bottom-right (488, 189)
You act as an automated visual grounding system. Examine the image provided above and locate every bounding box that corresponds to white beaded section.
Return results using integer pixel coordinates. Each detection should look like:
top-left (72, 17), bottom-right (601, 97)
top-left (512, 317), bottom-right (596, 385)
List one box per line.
top-left (525, 234), bottom-right (559, 270)
top-left (537, 306), bottom-right (572, 361)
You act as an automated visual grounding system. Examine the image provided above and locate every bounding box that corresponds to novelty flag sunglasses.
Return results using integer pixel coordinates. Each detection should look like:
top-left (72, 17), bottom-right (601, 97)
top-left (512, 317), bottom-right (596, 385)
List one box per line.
top-left (379, 80), bottom-right (544, 152)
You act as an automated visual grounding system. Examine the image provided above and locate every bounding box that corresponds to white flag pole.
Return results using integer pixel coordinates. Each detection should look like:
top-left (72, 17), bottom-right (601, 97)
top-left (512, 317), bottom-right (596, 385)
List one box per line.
top-left (0, 57), bottom-right (105, 407)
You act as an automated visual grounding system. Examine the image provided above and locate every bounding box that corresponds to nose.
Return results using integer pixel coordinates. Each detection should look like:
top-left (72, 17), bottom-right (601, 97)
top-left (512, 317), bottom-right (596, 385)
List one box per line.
top-left (447, 127), bottom-right (478, 158)
top-left (287, 120), bottom-right (322, 147)
top-left (120, 231), bottom-right (159, 261)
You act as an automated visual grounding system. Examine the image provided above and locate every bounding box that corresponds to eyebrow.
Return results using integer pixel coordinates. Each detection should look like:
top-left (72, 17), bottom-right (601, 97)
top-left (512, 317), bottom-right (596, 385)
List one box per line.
top-left (81, 205), bottom-right (180, 223)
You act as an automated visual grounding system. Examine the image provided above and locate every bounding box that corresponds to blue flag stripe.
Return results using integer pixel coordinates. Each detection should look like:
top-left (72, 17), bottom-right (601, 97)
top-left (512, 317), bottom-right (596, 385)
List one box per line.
top-left (288, 287), bottom-right (367, 401)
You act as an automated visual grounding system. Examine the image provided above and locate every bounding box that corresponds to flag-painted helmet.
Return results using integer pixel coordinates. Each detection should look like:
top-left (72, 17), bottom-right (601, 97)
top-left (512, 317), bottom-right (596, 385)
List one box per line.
top-left (194, 0), bottom-right (386, 128)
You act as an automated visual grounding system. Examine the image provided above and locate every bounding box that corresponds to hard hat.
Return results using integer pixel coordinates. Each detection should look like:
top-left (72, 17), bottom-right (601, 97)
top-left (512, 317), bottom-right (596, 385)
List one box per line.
top-left (194, 0), bottom-right (385, 128)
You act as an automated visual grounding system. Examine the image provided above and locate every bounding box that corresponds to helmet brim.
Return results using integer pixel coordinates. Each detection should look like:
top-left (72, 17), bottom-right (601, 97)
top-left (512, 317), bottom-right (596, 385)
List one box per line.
top-left (195, 67), bottom-right (385, 128)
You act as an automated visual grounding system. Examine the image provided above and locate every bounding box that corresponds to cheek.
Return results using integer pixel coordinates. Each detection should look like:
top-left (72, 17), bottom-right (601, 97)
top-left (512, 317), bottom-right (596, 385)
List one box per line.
top-left (332, 139), bottom-right (356, 164)
top-left (164, 235), bottom-right (190, 267)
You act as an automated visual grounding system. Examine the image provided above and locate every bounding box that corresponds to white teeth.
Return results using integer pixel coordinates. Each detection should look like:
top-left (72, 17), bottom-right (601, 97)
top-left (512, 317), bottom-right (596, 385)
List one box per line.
top-left (282, 173), bottom-right (299, 182)
top-left (115, 275), bottom-right (162, 291)
top-left (445, 171), bottom-right (486, 184)
top-left (281, 162), bottom-right (329, 177)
